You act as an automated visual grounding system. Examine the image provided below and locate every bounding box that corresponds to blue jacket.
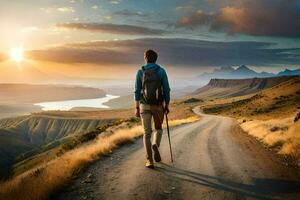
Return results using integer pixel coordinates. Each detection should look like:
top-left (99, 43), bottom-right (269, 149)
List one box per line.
top-left (135, 63), bottom-right (170, 104)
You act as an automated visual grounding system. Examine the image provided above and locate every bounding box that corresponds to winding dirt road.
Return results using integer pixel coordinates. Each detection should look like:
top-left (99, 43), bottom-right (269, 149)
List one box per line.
top-left (56, 108), bottom-right (300, 200)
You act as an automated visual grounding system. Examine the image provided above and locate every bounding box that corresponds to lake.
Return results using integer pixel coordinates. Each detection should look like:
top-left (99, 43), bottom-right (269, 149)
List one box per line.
top-left (35, 94), bottom-right (120, 111)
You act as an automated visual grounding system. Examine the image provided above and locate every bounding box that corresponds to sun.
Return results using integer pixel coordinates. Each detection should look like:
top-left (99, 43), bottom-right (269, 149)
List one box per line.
top-left (10, 47), bottom-right (24, 62)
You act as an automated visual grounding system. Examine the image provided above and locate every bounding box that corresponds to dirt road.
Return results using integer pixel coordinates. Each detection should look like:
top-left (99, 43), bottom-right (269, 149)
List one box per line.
top-left (56, 108), bottom-right (300, 200)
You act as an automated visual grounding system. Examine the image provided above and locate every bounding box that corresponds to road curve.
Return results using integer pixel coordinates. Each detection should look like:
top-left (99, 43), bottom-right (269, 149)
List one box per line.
top-left (56, 108), bottom-right (300, 200)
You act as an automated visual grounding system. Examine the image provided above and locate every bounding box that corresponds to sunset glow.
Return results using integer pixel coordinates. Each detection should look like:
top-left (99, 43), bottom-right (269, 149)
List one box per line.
top-left (0, 0), bottom-right (299, 81)
top-left (10, 47), bottom-right (24, 62)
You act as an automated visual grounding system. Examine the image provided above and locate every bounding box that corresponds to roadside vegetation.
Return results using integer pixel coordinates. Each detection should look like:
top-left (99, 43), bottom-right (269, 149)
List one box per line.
top-left (240, 116), bottom-right (300, 166)
top-left (201, 76), bottom-right (300, 166)
top-left (0, 102), bottom-right (199, 200)
top-left (2, 99), bottom-right (197, 179)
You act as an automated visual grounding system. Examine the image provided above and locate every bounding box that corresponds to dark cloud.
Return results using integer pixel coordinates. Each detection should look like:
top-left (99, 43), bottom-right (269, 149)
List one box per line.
top-left (177, 0), bottom-right (300, 38)
top-left (27, 38), bottom-right (300, 66)
top-left (56, 23), bottom-right (167, 35)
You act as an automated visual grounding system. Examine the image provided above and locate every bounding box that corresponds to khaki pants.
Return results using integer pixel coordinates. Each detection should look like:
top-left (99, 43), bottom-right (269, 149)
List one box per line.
top-left (140, 104), bottom-right (164, 162)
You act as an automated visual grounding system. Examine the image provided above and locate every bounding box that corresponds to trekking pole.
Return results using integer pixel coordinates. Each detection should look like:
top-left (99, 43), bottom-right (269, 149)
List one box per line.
top-left (165, 113), bottom-right (174, 163)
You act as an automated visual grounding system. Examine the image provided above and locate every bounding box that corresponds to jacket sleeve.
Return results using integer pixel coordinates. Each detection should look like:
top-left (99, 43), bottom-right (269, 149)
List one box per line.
top-left (161, 69), bottom-right (171, 104)
top-left (134, 70), bottom-right (142, 101)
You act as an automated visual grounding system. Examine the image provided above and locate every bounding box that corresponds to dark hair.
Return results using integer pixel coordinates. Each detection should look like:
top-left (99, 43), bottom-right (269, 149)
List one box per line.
top-left (144, 49), bottom-right (158, 63)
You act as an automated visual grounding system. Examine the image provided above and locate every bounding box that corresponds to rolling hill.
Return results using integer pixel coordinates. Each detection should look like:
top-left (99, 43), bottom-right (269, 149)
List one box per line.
top-left (0, 114), bottom-right (115, 178)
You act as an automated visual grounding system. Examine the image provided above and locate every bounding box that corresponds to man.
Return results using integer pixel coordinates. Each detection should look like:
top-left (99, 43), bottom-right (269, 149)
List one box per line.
top-left (135, 49), bottom-right (170, 169)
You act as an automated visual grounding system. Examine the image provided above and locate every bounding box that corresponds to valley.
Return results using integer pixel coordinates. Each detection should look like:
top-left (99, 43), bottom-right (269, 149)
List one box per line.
top-left (0, 74), bottom-right (299, 199)
top-left (1, 1), bottom-right (299, 199)
top-left (0, 83), bottom-right (106, 118)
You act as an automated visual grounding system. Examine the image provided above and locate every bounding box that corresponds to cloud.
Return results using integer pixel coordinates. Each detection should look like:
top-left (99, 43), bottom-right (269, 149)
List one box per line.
top-left (21, 26), bottom-right (39, 33)
top-left (175, 5), bottom-right (194, 11)
top-left (177, 0), bottom-right (300, 38)
top-left (56, 23), bottom-right (168, 35)
top-left (57, 7), bottom-right (75, 13)
top-left (111, 10), bottom-right (172, 27)
top-left (91, 5), bottom-right (98, 10)
top-left (103, 16), bottom-right (112, 20)
top-left (26, 38), bottom-right (300, 66)
top-left (110, 0), bottom-right (121, 4)
top-left (113, 9), bottom-right (148, 18)
top-left (178, 10), bottom-right (208, 27)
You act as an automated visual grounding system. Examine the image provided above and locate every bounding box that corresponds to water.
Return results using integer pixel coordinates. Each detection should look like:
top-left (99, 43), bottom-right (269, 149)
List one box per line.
top-left (35, 94), bottom-right (120, 111)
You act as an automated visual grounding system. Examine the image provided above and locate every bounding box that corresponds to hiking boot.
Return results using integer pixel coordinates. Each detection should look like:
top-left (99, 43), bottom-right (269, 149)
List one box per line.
top-left (152, 144), bottom-right (161, 162)
top-left (145, 160), bottom-right (154, 169)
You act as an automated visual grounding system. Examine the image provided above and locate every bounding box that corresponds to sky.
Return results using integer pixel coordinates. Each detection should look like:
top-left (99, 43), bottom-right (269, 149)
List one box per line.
top-left (0, 0), bottom-right (300, 83)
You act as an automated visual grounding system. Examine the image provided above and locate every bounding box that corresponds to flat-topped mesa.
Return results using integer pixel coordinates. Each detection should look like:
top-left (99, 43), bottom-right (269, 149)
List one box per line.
top-left (207, 75), bottom-right (298, 89)
top-left (207, 78), bottom-right (253, 88)
top-left (193, 75), bottom-right (299, 98)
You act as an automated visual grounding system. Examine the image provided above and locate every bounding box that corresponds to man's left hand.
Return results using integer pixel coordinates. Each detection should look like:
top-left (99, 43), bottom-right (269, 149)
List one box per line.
top-left (135, 107), bottom-right (140, 118)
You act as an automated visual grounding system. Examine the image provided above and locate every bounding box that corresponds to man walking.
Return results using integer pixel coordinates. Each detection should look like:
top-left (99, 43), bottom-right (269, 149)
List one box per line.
top-left (135, 49), bottom-right (170, 169)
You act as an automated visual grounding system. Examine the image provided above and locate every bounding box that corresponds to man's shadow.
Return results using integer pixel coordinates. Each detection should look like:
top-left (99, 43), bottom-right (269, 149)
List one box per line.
top-left (155, 163), bottom-right (300, 200)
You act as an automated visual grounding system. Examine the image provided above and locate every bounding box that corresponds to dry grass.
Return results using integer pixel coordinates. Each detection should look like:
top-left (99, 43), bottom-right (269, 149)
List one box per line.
top-left (200, 76), bottom-right (300, 165)
top-left (0, 116), bottom-right (199, 200)
top-left (33, 109), bottom-right (134, 119)
top-left (202, 76), bottom-right (300, 120)
top-left (240, 118), bottom-right (300, 165)
top-left (164, 116), bottom-right (200, 127)
top-left (279, 122), bottom-right (300, 161)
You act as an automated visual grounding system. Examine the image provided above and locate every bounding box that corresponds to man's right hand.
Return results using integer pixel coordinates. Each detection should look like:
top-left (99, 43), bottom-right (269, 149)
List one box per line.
top-left (164, 105), bottom-right (170, 114)
top-left (135, 107), bottom-right (140, 118)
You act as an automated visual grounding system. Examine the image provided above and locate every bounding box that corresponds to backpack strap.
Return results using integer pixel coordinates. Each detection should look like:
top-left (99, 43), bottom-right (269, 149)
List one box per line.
top-left (141, 66), bottom-right (146, 91)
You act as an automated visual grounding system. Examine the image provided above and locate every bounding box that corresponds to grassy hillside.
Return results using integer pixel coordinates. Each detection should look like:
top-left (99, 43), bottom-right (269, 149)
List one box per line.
top-left (0, 115), bottom-right (199, 200)
top-left (202, 75), bottom-right (300, 119)
top-left (200, 75), bottom-right (300, 166)
top-left (0, 129), bottom-right (33, 177)
top-left (0, 114), bottom-right (115, 178)
top-left (0, 100), bottom-right (197, 178)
